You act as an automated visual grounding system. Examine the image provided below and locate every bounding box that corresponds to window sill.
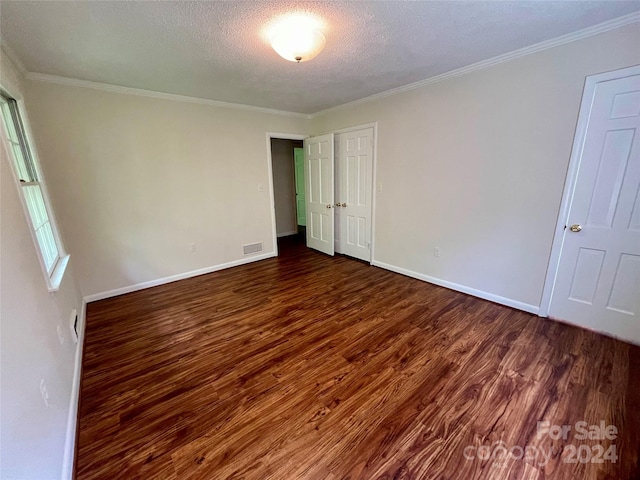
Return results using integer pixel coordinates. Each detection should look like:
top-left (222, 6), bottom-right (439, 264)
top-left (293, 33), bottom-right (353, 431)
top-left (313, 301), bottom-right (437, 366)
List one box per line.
top-left (47, 254), bottom-right (70, 292)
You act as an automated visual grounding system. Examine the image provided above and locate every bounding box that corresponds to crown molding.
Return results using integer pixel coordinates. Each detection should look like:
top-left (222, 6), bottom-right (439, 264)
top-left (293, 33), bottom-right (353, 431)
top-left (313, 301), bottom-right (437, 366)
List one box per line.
top-left (310, 11), bottom-right (640, 118)
top-left (24, 72), bottom-right (312, 119)
top-left (12, 11), bottom-right (640, 119)
top-left (0, 36), bottom-right (27, 76)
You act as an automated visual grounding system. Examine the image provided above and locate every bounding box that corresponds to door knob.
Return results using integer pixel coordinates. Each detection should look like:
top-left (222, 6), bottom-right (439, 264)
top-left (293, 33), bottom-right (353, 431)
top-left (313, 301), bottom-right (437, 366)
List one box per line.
top-left (341, 203), bottom-right (347, 207)
top-left (326, 204), bottom-right (332, 209)
top-left (335, 203), bottom-right (341, 207)
top-left (569, 224), bottom-right (582, 232)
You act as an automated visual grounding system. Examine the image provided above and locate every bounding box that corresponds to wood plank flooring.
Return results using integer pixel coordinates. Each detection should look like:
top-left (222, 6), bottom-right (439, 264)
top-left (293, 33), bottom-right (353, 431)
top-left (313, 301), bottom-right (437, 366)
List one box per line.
top-left (76, 236), bottom-right (640, 480)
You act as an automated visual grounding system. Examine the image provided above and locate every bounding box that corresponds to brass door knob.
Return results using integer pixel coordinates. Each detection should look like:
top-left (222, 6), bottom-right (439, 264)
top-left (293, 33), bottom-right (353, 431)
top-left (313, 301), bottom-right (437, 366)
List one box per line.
top-left (335, 203), bottom-right (341, 207)
top-left (341, 203), bottom-right (347, 207)
top-left (326, 204), bottom-right (332, 209)
top-left (569, 224), bottom-right (582, 232)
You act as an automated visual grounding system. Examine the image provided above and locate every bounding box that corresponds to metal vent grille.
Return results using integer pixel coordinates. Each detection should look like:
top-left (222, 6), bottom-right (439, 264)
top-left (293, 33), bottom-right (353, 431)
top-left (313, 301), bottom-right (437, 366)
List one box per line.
top-left (243, 242), bottom-right (263, 255)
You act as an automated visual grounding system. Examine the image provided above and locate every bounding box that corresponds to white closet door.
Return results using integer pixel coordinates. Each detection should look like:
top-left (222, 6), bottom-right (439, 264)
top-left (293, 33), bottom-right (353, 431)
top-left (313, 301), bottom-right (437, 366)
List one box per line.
top-left (304, 134), bottom-right (334, 256)
top-left (335, 128), bottom-right (374, 262)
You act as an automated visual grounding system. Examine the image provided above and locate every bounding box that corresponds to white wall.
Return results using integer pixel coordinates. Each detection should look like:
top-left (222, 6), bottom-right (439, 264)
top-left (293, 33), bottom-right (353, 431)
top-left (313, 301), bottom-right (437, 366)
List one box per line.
top-left (23, 81), bottom-right (310, 297)
top-left (271, 138), bottom-right (298, 236)
top-left (312, 23), bottom-right (640, 311)
top-left (0, 48), bottom-right (83, 480)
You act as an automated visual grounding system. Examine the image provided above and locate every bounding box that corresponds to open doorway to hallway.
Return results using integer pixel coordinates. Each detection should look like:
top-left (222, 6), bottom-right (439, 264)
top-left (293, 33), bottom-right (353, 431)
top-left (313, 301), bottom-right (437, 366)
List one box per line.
top-left (270, 138), bottom-right (305, 252)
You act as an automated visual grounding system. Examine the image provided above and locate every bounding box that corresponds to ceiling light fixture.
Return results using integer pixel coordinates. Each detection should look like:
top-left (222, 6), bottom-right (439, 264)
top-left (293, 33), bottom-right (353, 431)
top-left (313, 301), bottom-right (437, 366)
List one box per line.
top-left (268, 14), bottom-right (326, 63)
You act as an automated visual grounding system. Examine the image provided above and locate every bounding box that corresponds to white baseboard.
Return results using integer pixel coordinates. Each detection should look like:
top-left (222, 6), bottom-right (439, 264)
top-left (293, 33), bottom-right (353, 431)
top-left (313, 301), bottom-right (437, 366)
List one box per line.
top-left (371, 260), bottom-right (540, 315)
top-left (61, 299), bottom-right (87, 480)
top-left (276, 230), bottom-right (298, 238)
top-left (63, 254), bottom-right (276, 476)
top-left (60, 254), bottom-right (538, 479)
top-left (84, 252), bottom-right (276, 303)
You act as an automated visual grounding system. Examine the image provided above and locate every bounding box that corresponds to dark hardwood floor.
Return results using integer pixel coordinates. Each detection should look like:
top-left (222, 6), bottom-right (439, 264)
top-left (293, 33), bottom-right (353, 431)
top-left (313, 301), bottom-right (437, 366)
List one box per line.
top-left (76, 236), bottom-right (640, 479)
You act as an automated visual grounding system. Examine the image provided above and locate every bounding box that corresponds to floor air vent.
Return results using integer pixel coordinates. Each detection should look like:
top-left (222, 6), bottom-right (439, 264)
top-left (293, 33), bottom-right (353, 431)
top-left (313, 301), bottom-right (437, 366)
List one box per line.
top-left (243, 242), bottom-right (263, 255)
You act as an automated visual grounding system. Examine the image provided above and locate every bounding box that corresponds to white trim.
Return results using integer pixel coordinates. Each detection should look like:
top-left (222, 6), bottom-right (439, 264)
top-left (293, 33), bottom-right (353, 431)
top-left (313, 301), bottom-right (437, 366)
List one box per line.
top-left (370, 123), bottom-right (378, 264)
top-left (61, 299), bottom-right (86, 480)
top-left (84, 252), bottom-right (275, 303)
top-left (372, 260), bottom-right (540, 315)
top-left (267, 132), bottom-right (308, 140)
top-left (310, 12), bottom-right (640, 118)
top-left (277, 230), bottom-right (298, 238)
top-left (63, 250), bottom-right (276, 474)
top-left (266, 132), bottom-right (308, 257)
top-left (21, 89), bottom-right (70, 287)
top-left (15, 13), bottom-right (638, 119)
top-left (314, 122), bottom-right (378, 137)
top-left (329, 122), bottom-right (378, 135)
top-left (48, 254), bottom-right (70, 293)
top-left (0, 91), bottom-right (69, 290)
top-left (539, 64), bottom-right (640, 317)
top-left (266, 134), bottom-right (279, 258)
top-left (25, 72), bottom-right (312, 119)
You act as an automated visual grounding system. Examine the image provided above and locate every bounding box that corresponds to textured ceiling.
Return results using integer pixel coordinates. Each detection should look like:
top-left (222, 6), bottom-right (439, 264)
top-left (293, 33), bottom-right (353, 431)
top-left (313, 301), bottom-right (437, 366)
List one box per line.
top-left (1, 1), bottom-right (639, 114)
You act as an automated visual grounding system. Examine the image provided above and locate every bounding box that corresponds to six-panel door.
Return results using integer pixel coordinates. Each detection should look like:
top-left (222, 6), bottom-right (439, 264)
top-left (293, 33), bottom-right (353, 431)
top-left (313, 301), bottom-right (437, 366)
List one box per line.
top-left (304, 134), bottom-right (335, 256)
top-left (550, 69), bottom-right (640, 344)
top-left (335, 128), bottom-right (374, 261)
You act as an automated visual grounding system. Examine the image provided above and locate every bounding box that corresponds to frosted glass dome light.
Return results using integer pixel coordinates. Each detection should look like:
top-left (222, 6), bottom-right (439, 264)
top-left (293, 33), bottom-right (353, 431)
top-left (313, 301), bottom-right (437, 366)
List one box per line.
top-left (269, 14), bottom-right (326, 63)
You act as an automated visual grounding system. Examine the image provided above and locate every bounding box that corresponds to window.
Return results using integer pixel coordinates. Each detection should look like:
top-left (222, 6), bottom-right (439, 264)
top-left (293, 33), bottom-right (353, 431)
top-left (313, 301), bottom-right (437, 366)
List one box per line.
top-left (1, 90), bottom-right (67, 289)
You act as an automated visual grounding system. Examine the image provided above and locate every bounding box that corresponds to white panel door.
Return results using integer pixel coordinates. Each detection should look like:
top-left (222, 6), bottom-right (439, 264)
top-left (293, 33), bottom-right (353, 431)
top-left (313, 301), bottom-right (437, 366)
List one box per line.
top-left (550, 68), bottom-right (640, 344)
top-left (304, 134), bottom-right (334, 256)
top-left (335, 128), bottom-right (374, 261)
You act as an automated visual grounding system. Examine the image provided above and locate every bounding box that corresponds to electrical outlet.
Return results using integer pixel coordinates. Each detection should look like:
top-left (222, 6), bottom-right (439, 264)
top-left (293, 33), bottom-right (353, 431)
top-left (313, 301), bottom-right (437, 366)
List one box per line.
top-left (377, 183), bottom-right (383, 192)
top-left (40, 379), bottom-right (49, 408)
top-left (433, 247), bottom-right (441, 258)
top-left (190, 242), bottom-right (197, 253)
top-left (56, 325), bottom-right (65, 345)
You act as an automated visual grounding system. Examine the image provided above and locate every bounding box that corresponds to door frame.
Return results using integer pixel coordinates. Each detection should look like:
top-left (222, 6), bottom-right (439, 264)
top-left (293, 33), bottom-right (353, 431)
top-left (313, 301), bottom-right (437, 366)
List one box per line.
top-left (266, 132), bottom-right (308, 257)
top-left (317, 122), bottom-right (379, 264)
top-left (539, 65), bottom-right (640, 318)
top-left (293, 146), bottom-right (306, 228)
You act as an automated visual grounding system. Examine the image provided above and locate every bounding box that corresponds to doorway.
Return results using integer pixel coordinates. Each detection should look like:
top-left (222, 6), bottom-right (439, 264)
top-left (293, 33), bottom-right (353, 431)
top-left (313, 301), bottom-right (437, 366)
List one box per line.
top-left (267, 133), bottom-right (307, 256)
top-left (267, 125), bottom-right (377, 262)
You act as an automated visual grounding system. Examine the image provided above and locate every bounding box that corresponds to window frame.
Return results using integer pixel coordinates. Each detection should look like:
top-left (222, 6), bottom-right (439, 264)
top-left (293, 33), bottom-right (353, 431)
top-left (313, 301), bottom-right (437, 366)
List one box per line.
top-left (0, 86), bottom-right (69, 291)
